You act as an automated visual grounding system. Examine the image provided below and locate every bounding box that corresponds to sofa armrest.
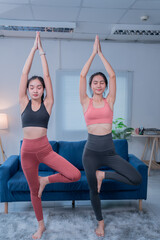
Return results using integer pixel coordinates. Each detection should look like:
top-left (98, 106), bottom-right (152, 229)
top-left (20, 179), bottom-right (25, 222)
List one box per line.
top-left (128, 154), bottom-right (148, 172)
top-left (0, 155), bottom-right (19, 202)
top-left (128, 154), bottom-right (148, 199)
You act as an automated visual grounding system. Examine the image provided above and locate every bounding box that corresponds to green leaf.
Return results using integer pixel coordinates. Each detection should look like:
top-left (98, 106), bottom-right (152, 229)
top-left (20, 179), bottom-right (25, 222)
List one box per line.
top-left (112, 118), bottom-right (133, 139)
top-left (123, 128), bottom-right (134, 133)
top-left (116, 118), bottom-right (124, 121)
top-left (112, 130), bottom-right (121, 139)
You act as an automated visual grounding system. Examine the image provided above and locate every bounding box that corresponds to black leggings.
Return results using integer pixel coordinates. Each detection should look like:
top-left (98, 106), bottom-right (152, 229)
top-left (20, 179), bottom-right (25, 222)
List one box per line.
top-left (82, 133), bottom-right (142, 221)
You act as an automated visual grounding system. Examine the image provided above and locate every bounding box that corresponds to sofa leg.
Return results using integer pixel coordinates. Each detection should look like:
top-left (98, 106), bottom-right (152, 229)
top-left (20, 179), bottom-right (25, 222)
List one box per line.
top-left (139, 200), bottom-right (142, 211)
top-left (5, 202), bottom-right (8, 214)
top-left (72, 200), bottom-right (75, 208)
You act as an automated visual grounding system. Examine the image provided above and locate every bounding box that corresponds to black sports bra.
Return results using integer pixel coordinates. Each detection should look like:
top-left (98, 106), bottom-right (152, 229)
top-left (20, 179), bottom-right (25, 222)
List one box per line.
top-left (21, 100), bottom-right (50, 129)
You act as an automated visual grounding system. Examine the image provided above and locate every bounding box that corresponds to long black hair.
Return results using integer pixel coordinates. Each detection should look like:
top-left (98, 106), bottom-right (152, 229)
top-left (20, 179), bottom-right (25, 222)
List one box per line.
top-left (27, 75), bottom-right (45, 102)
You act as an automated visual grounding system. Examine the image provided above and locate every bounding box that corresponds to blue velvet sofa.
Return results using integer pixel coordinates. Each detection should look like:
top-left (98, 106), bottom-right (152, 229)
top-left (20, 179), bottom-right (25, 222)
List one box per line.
top-left (0, 139), bottom-right (148, 213)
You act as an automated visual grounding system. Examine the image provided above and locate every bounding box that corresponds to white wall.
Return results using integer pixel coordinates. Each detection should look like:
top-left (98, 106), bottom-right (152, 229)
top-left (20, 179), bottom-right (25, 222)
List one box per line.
top-left (0, 37), bottom-right (160, 163)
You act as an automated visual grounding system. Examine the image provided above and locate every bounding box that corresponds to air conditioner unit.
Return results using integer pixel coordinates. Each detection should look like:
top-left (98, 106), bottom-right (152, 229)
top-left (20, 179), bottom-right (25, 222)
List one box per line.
top-left (0, 20), bottom-right (76, 33)
top-left (111, 24), bottom-right (160, 36)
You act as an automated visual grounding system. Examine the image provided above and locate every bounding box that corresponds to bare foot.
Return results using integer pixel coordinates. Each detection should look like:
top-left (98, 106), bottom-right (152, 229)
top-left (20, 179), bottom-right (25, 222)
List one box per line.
top-left (95, 220), bottom-right (105, 237)
top-left (96, 170), bottom-right (105, 193)
top-left (38, 176), bottom-right (49, 198)
top-left (32, 220), bottom-right (46, 239)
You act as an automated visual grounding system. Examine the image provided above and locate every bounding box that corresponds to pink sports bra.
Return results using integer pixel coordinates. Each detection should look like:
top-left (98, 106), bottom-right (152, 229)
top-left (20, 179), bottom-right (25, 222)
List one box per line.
top-left (84, 98), bottom-right (113, 126)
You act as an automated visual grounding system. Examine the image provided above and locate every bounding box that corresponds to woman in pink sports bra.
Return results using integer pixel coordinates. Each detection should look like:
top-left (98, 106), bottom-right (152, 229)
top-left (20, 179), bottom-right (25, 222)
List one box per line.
top-left (80, 35), bottom-right (142, 237)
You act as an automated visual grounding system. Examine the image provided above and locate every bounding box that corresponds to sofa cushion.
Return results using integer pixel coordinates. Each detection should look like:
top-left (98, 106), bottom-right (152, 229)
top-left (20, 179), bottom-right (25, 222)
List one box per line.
top-left (19, 141), bottom-right (59, 171)
top-left (8, 171), bottom-right (88, 192)
top-left (58, 140), bottom-right (86, 170)
top-left (8, 170), bottom-right (139, 193)
top-left (114, 139), bottom-right (128, 161)
top-left (101, 178), bottom-right (140, 192)
top-left (8, 171), bottom-right (55, 191)
top-left (18, 139), bottom-right (128, 172)
top-left (8, 171), bottom-right (29, 191)
top-left (44, 171), bottom-right (89, 192)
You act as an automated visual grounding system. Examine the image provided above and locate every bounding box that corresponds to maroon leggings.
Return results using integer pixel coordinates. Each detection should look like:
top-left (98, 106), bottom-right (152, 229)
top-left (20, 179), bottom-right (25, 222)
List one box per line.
top-left (21, 135), bottom-right (81, 222)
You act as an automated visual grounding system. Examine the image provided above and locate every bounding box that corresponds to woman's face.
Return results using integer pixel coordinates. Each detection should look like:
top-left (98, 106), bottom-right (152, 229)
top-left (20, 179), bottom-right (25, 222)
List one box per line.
top-left (91, 75), bottom-right (106, 96)
top-left (28, 79), bottom-right (44, 100)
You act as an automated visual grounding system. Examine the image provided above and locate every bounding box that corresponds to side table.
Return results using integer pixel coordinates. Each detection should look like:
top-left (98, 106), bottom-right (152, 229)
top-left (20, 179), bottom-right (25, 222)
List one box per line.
top-left (132, 134), bottom-right (160, 175)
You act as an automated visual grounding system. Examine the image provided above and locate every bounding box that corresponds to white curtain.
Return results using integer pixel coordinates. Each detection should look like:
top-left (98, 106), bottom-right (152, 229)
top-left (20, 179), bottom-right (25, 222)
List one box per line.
top-left (55, 70), bottom-right (133, 141)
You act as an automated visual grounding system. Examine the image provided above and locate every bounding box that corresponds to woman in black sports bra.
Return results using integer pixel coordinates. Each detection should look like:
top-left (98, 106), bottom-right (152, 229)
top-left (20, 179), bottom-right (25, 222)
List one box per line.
top-left (19, 32), bottom-right (81, 239)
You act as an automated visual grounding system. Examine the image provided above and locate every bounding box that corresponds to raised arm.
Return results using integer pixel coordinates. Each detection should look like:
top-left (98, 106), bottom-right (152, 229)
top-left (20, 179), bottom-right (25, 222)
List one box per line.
top-left (98, 37), bottom-right (116, 105)
top-left (37, 32), bottom-right (54, 110)
top-left (19, 33), bottom-right (38, 104)
top-left (79, 35), bottom-right (98, 106)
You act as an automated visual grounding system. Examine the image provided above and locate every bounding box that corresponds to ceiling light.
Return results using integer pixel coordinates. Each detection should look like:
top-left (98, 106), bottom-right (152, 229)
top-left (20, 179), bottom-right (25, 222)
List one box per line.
top-left (111, 24), bottom-right (160, 36)
top-left (113, 29), bottom-right (160, 36)
top-left (0, 20), bottom-right (76, 33)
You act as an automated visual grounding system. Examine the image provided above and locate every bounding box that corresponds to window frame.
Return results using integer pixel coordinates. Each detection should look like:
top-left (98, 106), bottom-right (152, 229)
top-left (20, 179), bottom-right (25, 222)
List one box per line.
top-left (55, 69), bottom-right (133, 140)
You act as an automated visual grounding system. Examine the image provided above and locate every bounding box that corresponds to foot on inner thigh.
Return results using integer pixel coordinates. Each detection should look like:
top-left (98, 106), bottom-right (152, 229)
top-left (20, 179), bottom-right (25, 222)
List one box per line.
top-left (38, 176), bottom-right (49, 198)
top-left (95, 220), bottom-right (105, 237)
top-left (96, 170), bottom-right (105, 193)
top-left (32, 220), bottom-right (46, 239)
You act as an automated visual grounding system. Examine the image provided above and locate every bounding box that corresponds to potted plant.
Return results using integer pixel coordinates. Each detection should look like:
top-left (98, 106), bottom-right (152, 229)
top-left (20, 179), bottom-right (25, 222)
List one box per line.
top-left (112, 118), bottom-right (134, 139)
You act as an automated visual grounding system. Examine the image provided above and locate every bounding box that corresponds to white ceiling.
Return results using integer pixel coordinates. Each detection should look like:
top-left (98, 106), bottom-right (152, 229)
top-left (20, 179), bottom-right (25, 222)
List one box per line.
top-left (0, 0), bottom-right (160, 43)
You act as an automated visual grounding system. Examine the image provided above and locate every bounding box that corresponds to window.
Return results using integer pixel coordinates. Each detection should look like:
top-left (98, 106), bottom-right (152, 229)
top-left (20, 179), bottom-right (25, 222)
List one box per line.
top-left (55, 70), bottom-right (133, 140)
